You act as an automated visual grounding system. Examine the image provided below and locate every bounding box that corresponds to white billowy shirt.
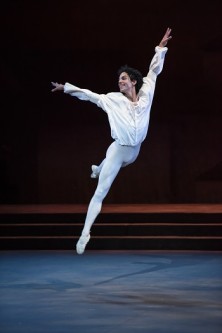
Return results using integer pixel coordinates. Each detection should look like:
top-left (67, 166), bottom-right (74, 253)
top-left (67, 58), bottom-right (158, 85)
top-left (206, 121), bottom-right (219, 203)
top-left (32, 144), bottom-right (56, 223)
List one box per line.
top-left (64, 46), bottom-right (168, 146)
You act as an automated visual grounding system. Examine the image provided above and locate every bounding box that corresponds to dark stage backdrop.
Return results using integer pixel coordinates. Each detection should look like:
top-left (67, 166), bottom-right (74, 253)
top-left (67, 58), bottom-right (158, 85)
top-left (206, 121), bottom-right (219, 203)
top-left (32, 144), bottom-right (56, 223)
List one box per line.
top-left (1, 0), bottom-right (222, 204)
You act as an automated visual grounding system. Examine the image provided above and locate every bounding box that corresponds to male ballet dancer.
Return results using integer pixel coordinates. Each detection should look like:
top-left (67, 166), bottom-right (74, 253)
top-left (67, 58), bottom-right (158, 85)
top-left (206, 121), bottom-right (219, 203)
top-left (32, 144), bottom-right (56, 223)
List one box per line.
top-left (51, 27), bottom-right (172, 254)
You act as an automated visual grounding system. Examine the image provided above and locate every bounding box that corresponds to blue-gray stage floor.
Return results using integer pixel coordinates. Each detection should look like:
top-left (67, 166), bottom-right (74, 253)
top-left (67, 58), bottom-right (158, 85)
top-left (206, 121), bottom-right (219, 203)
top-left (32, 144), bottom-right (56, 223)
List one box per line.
top-left (0, 250), bottom-right (222, 333)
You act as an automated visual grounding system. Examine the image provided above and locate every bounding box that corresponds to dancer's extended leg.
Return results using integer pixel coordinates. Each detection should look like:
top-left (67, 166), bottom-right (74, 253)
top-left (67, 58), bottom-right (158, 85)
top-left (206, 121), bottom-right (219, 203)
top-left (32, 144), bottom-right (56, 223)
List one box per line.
top-left (76, 142), bottom-right (141, 254)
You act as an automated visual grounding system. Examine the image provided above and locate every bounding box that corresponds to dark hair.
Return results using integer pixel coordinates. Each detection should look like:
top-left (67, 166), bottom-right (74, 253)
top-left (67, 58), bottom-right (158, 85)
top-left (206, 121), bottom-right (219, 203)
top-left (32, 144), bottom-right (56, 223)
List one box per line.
top-left (117, 65), bottom-right (143, 94)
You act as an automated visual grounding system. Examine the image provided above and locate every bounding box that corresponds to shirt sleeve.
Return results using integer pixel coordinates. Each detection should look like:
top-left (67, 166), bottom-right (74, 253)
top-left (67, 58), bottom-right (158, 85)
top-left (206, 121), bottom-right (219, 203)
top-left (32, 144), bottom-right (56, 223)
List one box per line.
top-left (149, 46), bottom-right (168, 75)
top-left (63, 82), bottom-right (101, 105)
top-left (139, 46), bottom-right (168, 99)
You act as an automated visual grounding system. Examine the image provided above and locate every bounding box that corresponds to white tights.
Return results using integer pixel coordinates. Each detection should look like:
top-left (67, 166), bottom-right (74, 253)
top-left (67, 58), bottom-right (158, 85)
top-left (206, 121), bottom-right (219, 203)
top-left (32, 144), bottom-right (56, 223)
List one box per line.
top-left (81, 141), bottom-right (141, 236)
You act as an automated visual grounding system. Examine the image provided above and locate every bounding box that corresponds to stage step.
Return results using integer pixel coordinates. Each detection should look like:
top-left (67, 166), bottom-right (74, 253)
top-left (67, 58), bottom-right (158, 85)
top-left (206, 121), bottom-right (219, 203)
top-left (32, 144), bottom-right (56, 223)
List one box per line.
top-left (0, 204), bottom-right (222, 251)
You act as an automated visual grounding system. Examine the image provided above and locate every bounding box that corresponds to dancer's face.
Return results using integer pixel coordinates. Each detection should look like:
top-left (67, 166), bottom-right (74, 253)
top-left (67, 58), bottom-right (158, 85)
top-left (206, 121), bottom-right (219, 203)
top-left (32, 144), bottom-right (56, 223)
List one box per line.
top-left (118, 72), bottom-right (136, 94)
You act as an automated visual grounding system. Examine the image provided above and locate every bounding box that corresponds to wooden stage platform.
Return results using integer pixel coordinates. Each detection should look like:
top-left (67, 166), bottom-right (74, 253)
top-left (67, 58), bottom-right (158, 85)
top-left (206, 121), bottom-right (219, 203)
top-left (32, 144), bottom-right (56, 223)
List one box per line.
top-left (0, 204), bottom-right (222, 251)
top-left (1, 203), bottom-right (222, 214)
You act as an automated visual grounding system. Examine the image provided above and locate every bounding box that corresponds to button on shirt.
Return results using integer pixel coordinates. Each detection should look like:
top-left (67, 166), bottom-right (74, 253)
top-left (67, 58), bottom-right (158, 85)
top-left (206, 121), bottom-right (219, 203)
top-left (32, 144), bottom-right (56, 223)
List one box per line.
top-left (64, 46), bottom-right (168, 146)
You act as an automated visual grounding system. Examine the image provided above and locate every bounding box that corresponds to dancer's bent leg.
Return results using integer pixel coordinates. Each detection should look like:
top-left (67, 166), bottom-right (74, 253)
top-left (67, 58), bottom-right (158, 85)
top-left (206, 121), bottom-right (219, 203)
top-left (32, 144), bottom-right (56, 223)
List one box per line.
top-left (90, 141), bottom-right (118, 179)
top-left (91, 159), bottom-right (105, 178)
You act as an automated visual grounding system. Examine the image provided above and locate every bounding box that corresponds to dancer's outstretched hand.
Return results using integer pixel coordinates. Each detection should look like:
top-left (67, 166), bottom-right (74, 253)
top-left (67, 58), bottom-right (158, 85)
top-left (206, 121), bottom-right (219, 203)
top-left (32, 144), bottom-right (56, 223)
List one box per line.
top-left (159, 28), bottom-right (172, 47)
top-left (51, 82), bottom-right (64, 92)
